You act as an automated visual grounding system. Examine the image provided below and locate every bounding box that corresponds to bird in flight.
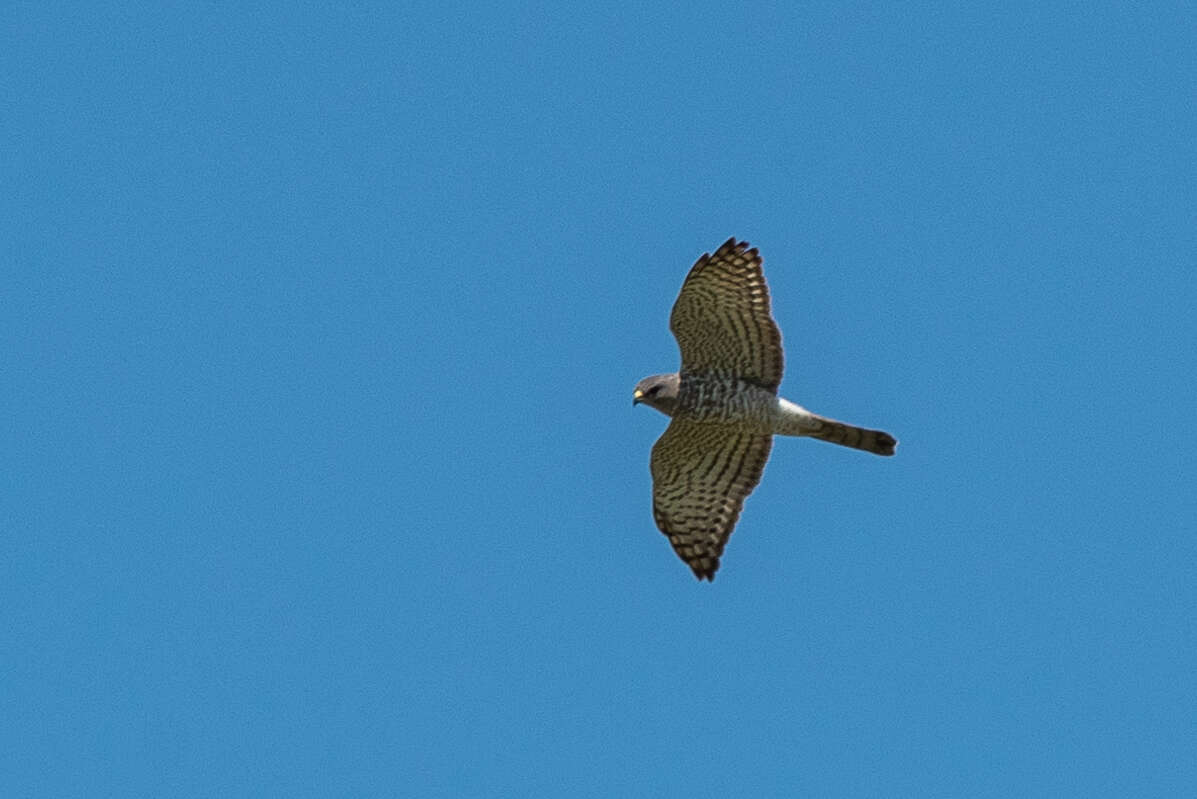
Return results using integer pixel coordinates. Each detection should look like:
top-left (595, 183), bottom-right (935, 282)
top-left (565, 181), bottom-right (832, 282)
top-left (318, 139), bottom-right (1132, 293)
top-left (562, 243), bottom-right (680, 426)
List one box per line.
top-left (633, 238), bottom-right (896, 580)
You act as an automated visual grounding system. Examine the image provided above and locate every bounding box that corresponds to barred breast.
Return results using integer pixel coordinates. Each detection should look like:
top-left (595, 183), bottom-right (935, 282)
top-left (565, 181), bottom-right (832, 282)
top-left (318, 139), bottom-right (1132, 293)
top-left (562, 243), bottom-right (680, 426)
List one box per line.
top-left (677, 372), bottom-right (778, 433)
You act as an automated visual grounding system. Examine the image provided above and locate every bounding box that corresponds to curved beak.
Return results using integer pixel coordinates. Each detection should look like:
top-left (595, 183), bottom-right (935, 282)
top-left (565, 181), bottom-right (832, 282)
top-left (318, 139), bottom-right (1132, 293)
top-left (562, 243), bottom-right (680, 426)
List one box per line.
top-left (632, 388), bottom-right (644, 406)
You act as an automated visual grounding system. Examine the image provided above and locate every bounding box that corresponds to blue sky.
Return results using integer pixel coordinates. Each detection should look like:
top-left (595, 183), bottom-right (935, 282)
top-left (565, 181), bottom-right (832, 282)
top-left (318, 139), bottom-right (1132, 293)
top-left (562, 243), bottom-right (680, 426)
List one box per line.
top-left (5, 2), bottom-right (1196, 796)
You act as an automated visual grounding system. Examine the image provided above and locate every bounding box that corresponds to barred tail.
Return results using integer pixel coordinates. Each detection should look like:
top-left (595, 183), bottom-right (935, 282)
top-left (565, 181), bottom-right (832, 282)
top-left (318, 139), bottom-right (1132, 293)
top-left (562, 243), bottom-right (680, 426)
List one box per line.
top-left (807, 414), bottom-right (897, 456)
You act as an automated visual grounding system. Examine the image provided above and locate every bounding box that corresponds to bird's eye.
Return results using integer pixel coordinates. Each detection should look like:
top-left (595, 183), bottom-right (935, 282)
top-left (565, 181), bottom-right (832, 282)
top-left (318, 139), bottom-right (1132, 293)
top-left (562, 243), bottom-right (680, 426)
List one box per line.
top-left (647, 386), bottom-right (660, 396)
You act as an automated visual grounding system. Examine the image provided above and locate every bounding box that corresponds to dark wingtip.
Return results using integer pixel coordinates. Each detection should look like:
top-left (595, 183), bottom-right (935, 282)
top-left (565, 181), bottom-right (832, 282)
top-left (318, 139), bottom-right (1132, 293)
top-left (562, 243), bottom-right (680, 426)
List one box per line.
top-left (876, 432), bottom-right (898, 456)
top-left (715, 237), bottom-right (751, 257)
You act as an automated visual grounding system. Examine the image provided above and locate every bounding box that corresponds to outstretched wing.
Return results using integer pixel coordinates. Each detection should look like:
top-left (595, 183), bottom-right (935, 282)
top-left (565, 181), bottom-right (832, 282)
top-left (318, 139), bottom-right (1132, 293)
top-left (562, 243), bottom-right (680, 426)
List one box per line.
top-left (650, 419), bottom-right (772, 580)
top-left (669, 238), bottom-right (783, 393)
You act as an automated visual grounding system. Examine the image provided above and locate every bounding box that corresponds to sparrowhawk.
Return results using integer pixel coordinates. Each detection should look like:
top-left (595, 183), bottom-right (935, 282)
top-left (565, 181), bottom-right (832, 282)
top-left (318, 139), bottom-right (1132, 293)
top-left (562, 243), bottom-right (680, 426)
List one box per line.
top-left (634, 238), bottom-right (897, 581)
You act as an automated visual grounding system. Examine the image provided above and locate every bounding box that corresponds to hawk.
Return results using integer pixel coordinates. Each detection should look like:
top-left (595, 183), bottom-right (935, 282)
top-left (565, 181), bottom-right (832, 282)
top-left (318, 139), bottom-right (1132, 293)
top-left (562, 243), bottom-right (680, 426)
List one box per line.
top-left (633, 238), bottom-right (897, 580)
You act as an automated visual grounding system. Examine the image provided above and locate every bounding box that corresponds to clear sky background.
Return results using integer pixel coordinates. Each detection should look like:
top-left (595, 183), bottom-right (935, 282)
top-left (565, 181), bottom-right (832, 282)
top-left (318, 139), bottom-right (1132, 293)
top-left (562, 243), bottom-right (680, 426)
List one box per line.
top-left (5, 3), bottom-right (1196, 797)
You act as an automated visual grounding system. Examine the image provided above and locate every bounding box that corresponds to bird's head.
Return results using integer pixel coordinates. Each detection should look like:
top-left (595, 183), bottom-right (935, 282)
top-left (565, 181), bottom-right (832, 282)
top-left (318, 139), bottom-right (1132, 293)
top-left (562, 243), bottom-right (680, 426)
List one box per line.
top-left (632, 373), bottom-right (680, 417)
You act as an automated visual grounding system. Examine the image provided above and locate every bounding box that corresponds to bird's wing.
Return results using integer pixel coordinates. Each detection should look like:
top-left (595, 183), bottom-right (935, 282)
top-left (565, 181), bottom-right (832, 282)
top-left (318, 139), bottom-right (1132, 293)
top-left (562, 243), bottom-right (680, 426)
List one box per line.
top-left (650, 418), bottom-right (772, 580)
top-left (669, 238), bottom-right (783, 393)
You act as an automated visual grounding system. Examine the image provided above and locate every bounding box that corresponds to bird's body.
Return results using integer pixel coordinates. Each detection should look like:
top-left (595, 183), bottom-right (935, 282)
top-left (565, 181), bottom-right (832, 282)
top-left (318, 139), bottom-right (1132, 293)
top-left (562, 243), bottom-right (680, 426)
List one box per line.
top-left (634, 238), bottom-right (896, 580)
top-left (676, 373), bottom-right (778, 429)
top-left (636, 372), bottom-right (894, 461)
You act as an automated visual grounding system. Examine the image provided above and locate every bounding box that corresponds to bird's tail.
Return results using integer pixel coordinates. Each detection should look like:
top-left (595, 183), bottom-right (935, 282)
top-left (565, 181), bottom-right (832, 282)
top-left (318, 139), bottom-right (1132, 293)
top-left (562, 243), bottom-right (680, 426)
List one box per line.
top-left (805, 414), bottom-right (897, 456)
